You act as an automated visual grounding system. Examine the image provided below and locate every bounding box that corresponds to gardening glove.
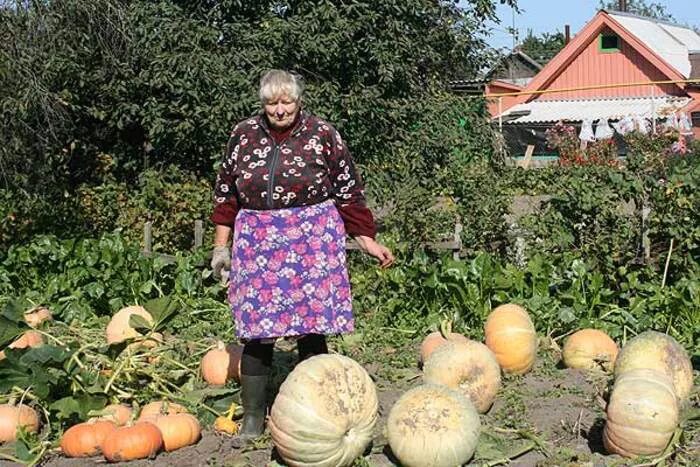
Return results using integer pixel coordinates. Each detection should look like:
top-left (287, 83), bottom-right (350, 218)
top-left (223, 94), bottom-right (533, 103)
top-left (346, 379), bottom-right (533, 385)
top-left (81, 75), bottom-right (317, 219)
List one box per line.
top-left (211, 245), bottom-right (231, 280)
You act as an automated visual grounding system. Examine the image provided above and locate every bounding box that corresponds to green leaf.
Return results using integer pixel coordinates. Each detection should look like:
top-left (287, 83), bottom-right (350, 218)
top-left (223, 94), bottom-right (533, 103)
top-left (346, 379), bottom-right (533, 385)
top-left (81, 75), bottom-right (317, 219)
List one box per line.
top-left (0, 363), bottom-right (52, 399)
top-left (179, 386), bottom-right (236, 406)
top-left (128, 314), bottom-right (153, 333)
top-left (0, 317), bottom-right (25, 348)
top-left (143, 295), bottom-right (179, 328)
top-left (0, 345), bottom-right (73, 398)
top-left (475, 430), bottom-right (510, 460)
top-left (14, 437), bottom-right (32, 462)
top-left (558, 307), bottom-right (577, 324)
top-left (1, 298), bottom-right (29, 322)
top-left (50, 394), bottom-right (108, 421)
top-left (19, 345), bottom-right (73, 366)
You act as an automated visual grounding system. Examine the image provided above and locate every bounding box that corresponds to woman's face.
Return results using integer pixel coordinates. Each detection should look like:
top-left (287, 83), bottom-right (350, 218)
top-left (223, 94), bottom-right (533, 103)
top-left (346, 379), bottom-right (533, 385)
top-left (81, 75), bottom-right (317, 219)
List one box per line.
top-left (264, 94), bottom-right (300, 130)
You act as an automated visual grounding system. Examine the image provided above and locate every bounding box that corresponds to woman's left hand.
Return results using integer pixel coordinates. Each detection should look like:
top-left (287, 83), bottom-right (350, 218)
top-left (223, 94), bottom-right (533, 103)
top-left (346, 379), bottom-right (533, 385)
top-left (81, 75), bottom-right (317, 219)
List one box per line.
top-left (353, 236), bottom-right (395, 269)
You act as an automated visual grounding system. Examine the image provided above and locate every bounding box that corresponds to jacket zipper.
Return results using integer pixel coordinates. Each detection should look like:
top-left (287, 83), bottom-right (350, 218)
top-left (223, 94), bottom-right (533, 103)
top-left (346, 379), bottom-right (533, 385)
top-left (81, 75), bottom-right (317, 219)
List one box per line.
top-left (267, 144), bottom-right (280, 209)
top-left (262, 113), bottom-right (304, 209)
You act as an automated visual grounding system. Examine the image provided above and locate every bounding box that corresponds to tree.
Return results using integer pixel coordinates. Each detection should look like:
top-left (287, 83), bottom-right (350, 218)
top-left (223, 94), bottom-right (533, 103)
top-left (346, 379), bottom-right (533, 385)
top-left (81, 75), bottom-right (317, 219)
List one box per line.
top-left (519, 30), bottom-right (566, 64)
top-left (1, 0), bottom-right (517, 195)
top-left (598, 0), bottom-right (675, 22)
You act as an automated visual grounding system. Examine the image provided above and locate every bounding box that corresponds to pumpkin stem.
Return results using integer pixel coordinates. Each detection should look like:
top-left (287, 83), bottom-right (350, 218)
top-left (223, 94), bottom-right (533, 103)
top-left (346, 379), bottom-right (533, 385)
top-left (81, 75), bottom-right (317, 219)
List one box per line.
top-left (224, 402), bottom-right (238, 421)
top-left (216, 341), bottom-right (225, 351)
top-left (439, 319), bottom-right (453, 339)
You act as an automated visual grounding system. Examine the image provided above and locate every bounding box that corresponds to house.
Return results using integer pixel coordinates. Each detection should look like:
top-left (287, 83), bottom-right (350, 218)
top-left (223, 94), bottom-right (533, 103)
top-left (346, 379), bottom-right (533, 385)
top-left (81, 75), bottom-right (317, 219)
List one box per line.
top-left (451, 49), bottom-right (542, 116)
top-left (484, 49), bottom-right (543, 117)
top-left (492, 10), bottom-right (700, 157)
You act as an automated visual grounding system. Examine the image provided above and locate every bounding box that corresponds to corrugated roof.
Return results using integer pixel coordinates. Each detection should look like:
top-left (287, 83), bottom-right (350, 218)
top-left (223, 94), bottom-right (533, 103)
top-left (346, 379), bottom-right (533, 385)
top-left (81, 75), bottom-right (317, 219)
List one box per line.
top-left (610, 12), bottom-right (700, 77)
top-left (497, 96), bottom-right (691, 124)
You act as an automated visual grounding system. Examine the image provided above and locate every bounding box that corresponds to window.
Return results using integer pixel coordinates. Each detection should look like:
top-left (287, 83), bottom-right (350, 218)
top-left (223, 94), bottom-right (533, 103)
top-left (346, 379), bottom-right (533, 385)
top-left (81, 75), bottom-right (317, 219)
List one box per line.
top-left (600, 33), bottom-right (620, 52)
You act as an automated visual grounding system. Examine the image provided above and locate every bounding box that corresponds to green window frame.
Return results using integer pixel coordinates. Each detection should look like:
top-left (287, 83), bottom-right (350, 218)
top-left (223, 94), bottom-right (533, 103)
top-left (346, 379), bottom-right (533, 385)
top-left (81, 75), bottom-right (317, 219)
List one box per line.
top-left (599, 33), bottom-right (621, 52)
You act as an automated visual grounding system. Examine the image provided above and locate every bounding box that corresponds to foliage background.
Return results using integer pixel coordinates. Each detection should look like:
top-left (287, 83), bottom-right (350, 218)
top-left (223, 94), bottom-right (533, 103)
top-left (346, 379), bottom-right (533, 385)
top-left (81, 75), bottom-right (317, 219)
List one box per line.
top-left (1, 0), bottom-right (511, 248)
top-left (0, 1), bottom-right (699, 462)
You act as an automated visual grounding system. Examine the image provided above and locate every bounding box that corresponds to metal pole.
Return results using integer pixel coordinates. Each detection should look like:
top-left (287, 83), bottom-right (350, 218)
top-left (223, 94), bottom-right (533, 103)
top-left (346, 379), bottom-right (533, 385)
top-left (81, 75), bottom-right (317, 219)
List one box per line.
top-left (651, 86), bottom-right (656, 134)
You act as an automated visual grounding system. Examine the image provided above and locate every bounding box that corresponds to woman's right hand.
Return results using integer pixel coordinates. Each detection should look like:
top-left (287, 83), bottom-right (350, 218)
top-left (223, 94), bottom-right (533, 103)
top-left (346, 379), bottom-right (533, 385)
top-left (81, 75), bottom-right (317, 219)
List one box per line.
top-left (353, 235), bottom-right (395, 269)
top-left (211, 245), bottom-right (231, 279)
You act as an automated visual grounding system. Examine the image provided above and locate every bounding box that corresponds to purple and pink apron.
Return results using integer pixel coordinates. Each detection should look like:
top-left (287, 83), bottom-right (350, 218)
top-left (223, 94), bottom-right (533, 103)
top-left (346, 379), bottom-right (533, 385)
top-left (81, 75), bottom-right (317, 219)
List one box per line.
top-left (228, 200), bottom-right (354, 341)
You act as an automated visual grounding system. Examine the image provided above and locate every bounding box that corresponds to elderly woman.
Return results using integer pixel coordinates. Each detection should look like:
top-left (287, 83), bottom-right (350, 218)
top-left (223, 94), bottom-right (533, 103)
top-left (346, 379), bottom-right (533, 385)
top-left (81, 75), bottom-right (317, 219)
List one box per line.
top-left (210, 69), bottom-right (394, 439)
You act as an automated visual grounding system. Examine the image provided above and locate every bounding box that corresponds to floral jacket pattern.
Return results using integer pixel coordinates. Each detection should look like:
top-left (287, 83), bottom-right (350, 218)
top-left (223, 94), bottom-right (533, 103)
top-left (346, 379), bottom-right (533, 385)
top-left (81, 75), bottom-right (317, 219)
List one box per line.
top-left (211, 111), bottom-right (375, 237)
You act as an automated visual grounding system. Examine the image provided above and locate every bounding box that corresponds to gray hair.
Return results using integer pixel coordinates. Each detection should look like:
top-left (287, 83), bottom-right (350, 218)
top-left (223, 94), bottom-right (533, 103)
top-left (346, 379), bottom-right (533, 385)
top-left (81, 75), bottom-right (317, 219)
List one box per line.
top-left (259, 69), bottom-right (303, 104)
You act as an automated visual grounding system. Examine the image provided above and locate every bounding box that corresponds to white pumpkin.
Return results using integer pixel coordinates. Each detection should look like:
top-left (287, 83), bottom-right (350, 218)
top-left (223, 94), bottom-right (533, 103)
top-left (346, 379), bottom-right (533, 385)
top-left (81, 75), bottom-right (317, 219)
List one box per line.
top-left (387, 384), bottom-right (480, 467)
top-left (614, 330), bottom-right (693, 402)
top-left (268, 354), bottom-right (378, 467)
top-left (423, 339), bottom-right (502, 413)
top-left (603, 368), bottom-right (679, 458)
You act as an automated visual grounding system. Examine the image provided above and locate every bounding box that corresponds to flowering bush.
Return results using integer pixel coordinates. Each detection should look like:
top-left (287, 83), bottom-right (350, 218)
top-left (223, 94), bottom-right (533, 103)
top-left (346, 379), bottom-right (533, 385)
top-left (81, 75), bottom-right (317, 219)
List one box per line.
top-left (623, 129), bottom-right (686, 175)
top-left (545, 121), bottom-right (693, 170)
top-left (545, 122), bottom-right (618, 167)
top-left (545, 122), bottom-right (582, 164)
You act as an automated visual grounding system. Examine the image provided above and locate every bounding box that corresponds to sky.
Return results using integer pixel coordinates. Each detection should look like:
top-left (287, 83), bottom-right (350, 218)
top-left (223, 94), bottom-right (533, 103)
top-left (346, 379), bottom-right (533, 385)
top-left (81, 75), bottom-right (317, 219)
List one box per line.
top-left (479, 0), bottom-right (700, 51)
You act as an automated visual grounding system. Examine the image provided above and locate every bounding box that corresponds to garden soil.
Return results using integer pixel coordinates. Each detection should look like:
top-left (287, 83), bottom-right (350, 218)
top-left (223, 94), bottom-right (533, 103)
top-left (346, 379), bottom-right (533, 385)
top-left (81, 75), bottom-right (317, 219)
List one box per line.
top-left (26, 345), bottom-right (700, 467)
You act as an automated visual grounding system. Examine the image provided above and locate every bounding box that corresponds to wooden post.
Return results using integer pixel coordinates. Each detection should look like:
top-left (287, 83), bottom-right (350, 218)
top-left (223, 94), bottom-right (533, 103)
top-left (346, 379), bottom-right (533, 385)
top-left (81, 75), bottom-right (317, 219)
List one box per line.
top-left (143, 221), bottom-right (153, 256)
top-left (642, 202), bottom-right (651, 262)
top-left (453, 222), bottom-right (463, 260)
top-left (519, 144), bottom-right (535, 168)
top-left (194, 220), bottom-right (203, 250)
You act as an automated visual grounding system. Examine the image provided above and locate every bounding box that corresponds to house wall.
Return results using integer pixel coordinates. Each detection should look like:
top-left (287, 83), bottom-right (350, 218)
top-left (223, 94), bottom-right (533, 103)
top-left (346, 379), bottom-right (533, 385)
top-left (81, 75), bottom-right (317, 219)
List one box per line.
top-left (492, 57), bottom-right (539, 81)
top-left (539, 27), bottom-right (684, 100)
top-left (486, 83), bottom-right (521, 117)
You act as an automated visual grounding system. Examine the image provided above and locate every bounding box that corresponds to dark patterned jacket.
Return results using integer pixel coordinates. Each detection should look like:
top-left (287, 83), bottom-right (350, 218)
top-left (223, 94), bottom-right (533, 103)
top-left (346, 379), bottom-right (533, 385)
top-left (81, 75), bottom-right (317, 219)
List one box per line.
top-left (211, 111), bottom-right (376, 237)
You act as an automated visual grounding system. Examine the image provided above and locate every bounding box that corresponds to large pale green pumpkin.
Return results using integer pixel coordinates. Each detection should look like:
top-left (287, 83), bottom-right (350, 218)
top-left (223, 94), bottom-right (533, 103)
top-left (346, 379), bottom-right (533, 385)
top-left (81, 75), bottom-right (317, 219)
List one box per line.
top-left (387, 384), bottom-right (480, 467)
top-left (603, 368), bottom-right (679, 457)
top-left (268, 354), bottom-right (378, 467)
top-left (423, 340), bottom-right (501, 413)
top-left (614, 331), bottom-right (693, 402)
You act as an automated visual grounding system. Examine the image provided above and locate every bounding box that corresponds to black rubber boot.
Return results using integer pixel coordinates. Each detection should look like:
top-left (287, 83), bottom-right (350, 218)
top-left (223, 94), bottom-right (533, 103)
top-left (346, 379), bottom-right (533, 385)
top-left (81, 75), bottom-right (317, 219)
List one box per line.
top-left (239, 374), bottom-right (268, 440)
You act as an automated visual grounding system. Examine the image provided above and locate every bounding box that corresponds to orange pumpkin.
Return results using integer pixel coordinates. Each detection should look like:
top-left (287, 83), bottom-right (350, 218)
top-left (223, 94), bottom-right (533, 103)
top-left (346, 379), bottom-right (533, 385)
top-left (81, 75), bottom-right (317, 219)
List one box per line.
top-left (603, 368), bottom-right (679, 457)
top-left (91, 404), bottom-right (133, 426)
top-left (614, 331), bottom-right (693, 402)
top-left (101, 422), bottom-right (162, 462)
top-left (419, 331), bottom-right (469, 366)
top-left (141, 413), bottom-right (201, 452)
top-left (201, 341), bottom-right (243, 385)
top-left (0, 330), bottom-right (45, 361)
top-left (423, 340), bottom-right (502, 413)
top-left (214, 416), bottom-right (239, 435)
top-left (105, 306), bottom-right (154, 345)
top-left (138, 401), bottom-right (188, 420)
top-left (484, 304), bottom-right (537, 375)
top-left (214, 403), bottom-right (239, 435)
top-left (24, 306), bottom-right (52, 328)
top-left (0, 403), bottom-right (40, 443)
top-left (60, 420), bottom-right (117, 457)
top-left (562, 329), bottom-right (619, 372)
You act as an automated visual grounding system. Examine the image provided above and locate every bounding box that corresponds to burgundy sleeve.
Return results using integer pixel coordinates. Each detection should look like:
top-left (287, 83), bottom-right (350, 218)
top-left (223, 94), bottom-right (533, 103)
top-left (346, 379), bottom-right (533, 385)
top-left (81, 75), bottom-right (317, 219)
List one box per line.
top-left (326, 127), bottom-right (377, 238)
top-left (210, 129), bottom-right (241, 227)
top-left (336, 203), bottom-right (376, 238)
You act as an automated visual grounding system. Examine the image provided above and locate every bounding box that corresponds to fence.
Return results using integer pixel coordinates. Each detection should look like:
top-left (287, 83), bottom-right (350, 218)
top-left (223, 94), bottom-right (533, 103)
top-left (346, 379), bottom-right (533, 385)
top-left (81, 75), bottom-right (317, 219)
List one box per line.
top-left (141, 220), bottom-right (464, 264)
